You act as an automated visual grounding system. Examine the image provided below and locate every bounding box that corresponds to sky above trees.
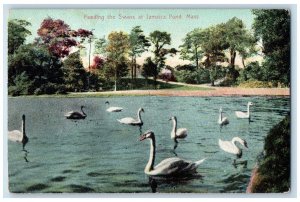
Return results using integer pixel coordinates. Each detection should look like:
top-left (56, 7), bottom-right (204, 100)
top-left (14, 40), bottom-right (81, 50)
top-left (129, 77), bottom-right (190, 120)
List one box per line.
top-left (9, 9), bottom-right (255, 67)
top-left (9, 9), bottom-right (254, 46)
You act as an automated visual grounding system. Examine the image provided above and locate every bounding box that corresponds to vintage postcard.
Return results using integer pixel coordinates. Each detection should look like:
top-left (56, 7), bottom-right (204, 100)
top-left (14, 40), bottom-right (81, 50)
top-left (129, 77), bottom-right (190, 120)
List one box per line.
top-left (6, 7), bottom-right (291, 194)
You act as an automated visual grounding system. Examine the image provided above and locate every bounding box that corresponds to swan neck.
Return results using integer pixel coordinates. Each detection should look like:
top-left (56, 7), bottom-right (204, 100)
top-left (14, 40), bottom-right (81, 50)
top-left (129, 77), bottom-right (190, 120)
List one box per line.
top-left (81, 107), bottom-right (86, 116)
top-left (145, 136), bottom-right (156, 173)
top-left (219, 111), bottom-right (222, 122)
top-left (22, 117), bottom-right (26, 136)
top-left (232, 138), bottom-right (242, 150)
top-left (247, 105), bottom-right (250, 116)
top-left (137, 110), bottom-right (142, 123)
top-left (171, 119), bottom-right (177, 138)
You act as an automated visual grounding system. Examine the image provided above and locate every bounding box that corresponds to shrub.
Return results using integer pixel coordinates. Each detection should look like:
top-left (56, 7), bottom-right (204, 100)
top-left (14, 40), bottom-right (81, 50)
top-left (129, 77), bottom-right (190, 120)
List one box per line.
top-left (8, 72), bottom-right (34, 96)
top-left (34, 83), bottom-right (67, 95)
top-left (158, 67), bottom-right (176, 82)
top-left (175, 64), bottom-right (196, 71)
top-left (250, 115), bottom-right (290, 193)
top-left (175, 70), bottom-right (198, 84)
top-left (238, 80), bottom-right (274, 88)
top-left (174, 68), bottom-right (210, 84)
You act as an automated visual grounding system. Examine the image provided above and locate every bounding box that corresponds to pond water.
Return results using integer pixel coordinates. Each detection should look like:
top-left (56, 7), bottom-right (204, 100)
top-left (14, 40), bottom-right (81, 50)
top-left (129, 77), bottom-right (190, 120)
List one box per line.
top-left (7, 96), bottom-right (290, 193)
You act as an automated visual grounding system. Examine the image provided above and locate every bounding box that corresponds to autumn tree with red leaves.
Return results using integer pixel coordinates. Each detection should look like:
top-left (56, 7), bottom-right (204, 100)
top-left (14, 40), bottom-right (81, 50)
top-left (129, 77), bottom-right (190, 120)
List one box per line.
top-left (37, 18), bottom-right (93, 58)
top-left (91, 55), bottom-right (105, 71)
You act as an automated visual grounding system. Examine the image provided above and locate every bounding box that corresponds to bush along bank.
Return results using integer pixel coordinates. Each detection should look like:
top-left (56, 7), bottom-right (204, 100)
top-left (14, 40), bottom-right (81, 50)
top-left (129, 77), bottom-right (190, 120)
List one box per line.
top-left (247, 114), bottom-right (290, 193)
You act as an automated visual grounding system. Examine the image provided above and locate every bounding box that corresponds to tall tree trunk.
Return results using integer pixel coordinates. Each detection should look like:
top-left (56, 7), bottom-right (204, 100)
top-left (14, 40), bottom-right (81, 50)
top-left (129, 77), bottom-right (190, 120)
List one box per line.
top-left (230, 48), bottom-right (236, 67)
top-left (242, 57), bottom-right (246, 68)
top-left (195, 47), bottom-right (199, 69)
top-left (134, 56), bottom-right (137, 79)
top-left (114, 64), bottom-right (117, 91)
top-left (134, 56), bottom-right (137, 89)
top-left (154, 75), bottom-right (157, 89)
top-left (131, 56), bottom-right (134, 89)
top-left (131, 56), bottom-right (134, 81)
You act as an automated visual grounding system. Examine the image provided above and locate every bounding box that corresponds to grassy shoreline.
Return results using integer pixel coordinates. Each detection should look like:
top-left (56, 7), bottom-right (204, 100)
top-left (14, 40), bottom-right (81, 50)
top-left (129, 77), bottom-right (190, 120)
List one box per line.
top-left (7, 87), bottom-right (290, 98)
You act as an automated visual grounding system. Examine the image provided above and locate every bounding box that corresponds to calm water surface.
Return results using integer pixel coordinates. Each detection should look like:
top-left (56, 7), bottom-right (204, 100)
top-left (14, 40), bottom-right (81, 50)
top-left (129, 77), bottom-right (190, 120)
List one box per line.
top-left (8, 96), bottom-right (290, 193)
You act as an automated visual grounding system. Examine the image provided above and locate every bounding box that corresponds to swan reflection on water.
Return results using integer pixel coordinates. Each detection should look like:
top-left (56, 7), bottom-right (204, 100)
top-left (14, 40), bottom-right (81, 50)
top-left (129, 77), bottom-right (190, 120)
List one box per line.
top-left (148, 174), bottom-right (204, 193)
top-left (233, 160), bottom-right (248, 168)
top-left (23, 150), bottom-right (29, 163)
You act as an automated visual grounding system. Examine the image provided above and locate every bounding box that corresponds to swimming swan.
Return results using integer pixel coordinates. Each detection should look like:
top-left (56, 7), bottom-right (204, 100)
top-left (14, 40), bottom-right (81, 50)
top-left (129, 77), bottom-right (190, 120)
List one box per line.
top-left (105, 101), bottom-right (123, 112)
top-left (169, 116), bottom-right (187, 142)
top-left (8, 114), bottom-right (28, 151)
top-left (65, 106), bottom-right (86, 119)
top-left (235, 102), bottom-right (254, 119)
top-left (140, 130), bottom-right (206, 176)
top-left (117, 108), bottom-right (144, 126)
top-left (218, 137), bottom-right (248, 158)
top-left (218, 108), bottom-right (229, 127)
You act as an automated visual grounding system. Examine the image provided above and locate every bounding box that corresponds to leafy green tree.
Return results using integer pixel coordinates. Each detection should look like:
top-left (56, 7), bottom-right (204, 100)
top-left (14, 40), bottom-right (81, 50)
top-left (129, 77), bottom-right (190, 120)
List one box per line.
top-left (142, 57), bottom-right (157, 80)
top-left (223, 17), bottom-right (256, 68)
top-left (129, 26), bottom-right (150, 83)
top-left (106, 31), bottom-right (130, 91)
top-left (63, 51), bottom-right (87, 92)
top-left (8, 72), bottom-right (34, 96)
top-left (179, 28), bottom-right (204, 69)
top-left (238, 61), bottom-right (264, 82)
top-left (200, 26), bottom-right (228, 86)
top-left (252, 9), bottom-right (290, 86)
top-left (94, 36), bottom-right (107, 56)
top-left (8, 19), bottom-right (31, 55)
top-left (149, 30), bottom-right (177, 87)
top-left (8, 44), bottom-right (65, 95)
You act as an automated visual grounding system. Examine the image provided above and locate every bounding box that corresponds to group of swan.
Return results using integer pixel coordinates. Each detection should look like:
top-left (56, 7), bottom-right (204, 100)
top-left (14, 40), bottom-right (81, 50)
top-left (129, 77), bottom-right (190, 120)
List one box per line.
top-left (218, 101), bottom-right (254, 127)
top-left (64, 102), bottom-right (124, 120)
top-left (8, 114), bottom-right (28, 151)
top-left (218, 102), bottom-right (252, 159)
top-left (116, 107), bottom-right (195, 176)
top-left (9, 101), bottom-right (252, 177)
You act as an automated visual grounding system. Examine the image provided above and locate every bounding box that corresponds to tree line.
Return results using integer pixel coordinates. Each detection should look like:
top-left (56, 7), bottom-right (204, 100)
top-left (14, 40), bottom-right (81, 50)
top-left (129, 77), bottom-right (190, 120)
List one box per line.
top-left (8, 9), bottom-right (290, 96)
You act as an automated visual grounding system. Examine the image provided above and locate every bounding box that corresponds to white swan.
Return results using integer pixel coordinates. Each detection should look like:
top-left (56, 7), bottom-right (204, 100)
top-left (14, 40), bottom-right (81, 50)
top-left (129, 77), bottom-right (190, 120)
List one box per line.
top-left (140, 130), bottom-right (206, 176)
top-left (169, 116), bottom-right (187, 142)
top-left (65, 106), bottom-right (86, 119)
top-left (8, 114), bottom-right (28, 151)
top-left (235, 102), bottom-right (254, 119)
top-left (218, 137), bottom-right (248, 158)
top-left (218, 108), bottom-right (229, 126)
top-left (105, 101), bottom-right (123, 112)
top-left (117, 108), bottom-right (144, 126)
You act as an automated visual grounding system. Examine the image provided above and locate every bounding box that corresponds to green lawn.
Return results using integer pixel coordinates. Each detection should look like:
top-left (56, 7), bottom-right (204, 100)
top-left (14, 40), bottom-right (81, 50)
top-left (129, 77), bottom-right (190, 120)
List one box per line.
top-left (8, 78), bottom-right (213, 98)
top-left (112, 78), bottom-right (212, 91)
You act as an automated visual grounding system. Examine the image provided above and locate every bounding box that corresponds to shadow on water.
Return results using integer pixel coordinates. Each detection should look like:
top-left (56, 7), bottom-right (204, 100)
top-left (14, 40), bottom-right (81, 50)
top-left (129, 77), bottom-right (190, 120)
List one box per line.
top-left (148, 174), bottom-right (204, 193)
top-left (50, 176), bottom-right (66, 182)
top-left (26, 183), bottom-right (49, 192)
top-left (68, 184), bottom-right (95, 193)
top-left (23, 151), bottom-right (29, 163)
top-left (233, 160), bottom-right (248, 169)
top-left (219, 172), bottom-right (250, 193)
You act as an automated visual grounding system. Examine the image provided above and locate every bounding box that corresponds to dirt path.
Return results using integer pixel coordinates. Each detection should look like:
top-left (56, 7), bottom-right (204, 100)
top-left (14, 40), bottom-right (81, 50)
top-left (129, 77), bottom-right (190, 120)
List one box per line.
top-left (76, 87), bottom-right (290, 97)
